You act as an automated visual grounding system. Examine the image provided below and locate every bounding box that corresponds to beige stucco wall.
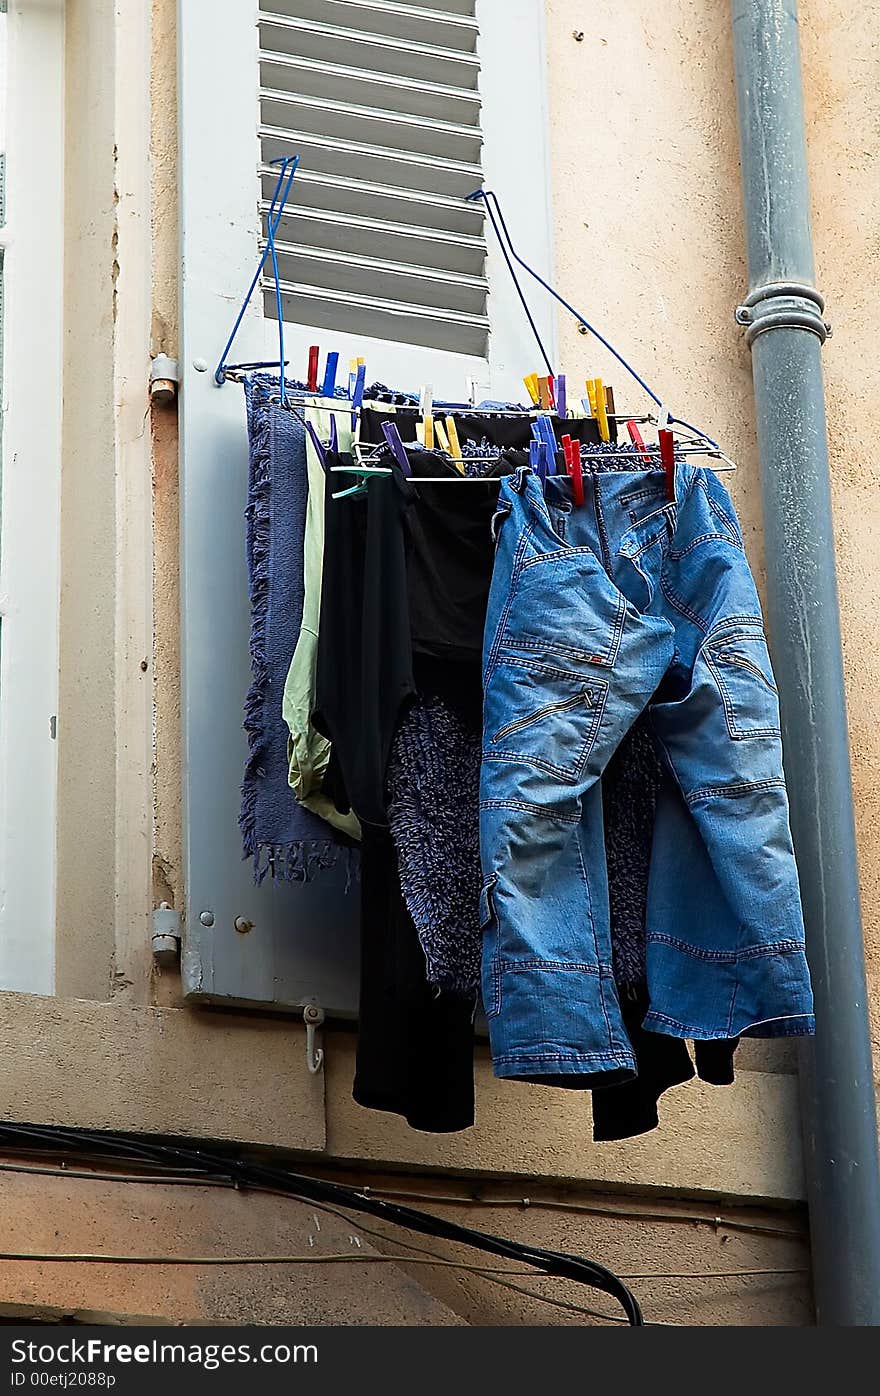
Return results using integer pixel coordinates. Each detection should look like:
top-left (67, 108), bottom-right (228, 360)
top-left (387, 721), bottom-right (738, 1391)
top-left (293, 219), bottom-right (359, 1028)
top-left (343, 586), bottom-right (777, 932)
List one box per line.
top-left (16, 0), bottom-right (878, 1325)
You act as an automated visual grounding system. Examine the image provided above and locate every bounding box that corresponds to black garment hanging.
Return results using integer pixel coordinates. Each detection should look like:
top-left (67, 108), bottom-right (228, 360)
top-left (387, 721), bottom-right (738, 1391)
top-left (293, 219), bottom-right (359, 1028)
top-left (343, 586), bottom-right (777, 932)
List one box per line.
top-left (354, 828), bottom-right (475, 1134)
top-left (313, 463), bottom-right (415, 830)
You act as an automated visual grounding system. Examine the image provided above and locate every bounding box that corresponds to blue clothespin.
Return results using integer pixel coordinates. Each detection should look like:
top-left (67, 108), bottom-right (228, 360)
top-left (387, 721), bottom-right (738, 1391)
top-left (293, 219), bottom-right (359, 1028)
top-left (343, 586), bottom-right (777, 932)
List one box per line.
top-left (537, 415), bottom-right (557, 455)
top-left (544, 436), bottom-right (557, 476)
top-left (529, 440), bottom-right (541, 475)
top-left (322, 351), bottom-right (339, 399)
top-left (351, 363), bottom-right (367, 430)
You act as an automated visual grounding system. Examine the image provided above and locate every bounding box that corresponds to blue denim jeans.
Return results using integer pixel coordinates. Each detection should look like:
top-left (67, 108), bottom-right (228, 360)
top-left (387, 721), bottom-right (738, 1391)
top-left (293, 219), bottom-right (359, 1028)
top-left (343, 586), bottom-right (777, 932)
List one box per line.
top-left (480, 464), bottom-right (814, 1085)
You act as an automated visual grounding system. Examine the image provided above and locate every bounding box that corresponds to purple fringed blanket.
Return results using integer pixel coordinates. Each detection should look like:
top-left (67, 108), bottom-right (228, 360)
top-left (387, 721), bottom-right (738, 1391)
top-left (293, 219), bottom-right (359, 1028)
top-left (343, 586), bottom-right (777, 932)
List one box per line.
top-left (240, 374), bottom-right (355, 883)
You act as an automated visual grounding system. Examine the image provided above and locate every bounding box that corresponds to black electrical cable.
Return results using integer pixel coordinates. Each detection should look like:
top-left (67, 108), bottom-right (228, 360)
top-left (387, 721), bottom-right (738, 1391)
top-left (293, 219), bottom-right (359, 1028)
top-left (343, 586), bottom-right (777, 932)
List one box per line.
top-left (0, 1123), bottom-right (643, 1325)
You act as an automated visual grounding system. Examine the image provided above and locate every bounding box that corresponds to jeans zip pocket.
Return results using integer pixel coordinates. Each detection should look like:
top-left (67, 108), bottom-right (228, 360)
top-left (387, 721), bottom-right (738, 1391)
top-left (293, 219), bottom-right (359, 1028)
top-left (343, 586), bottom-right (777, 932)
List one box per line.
top-left (712, 648), bottom-right (778, 691)
top-left (492, 687), bottom-right (596, 745)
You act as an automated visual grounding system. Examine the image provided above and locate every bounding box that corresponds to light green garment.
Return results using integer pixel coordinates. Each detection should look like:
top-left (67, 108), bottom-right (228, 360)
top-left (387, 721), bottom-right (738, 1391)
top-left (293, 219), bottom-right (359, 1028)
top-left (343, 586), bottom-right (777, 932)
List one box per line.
top-left (283, 403), bottom-right (361, 840)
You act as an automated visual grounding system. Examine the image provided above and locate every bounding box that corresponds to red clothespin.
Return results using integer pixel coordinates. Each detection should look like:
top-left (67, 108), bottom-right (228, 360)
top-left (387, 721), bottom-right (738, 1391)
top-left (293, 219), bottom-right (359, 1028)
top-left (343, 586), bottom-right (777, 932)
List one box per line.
top-left (307, 345), bottom-right (320, 394)
top-left (567, 437), bottom-right (584, 506)
top-left (659, 429), bottom-right (675, 501)
top-left (548, 375), bottom-right (556, 410)
top-left (627, 420), bottom-right (652, 465)
top-left (560, 434), bottom-right (573, 473)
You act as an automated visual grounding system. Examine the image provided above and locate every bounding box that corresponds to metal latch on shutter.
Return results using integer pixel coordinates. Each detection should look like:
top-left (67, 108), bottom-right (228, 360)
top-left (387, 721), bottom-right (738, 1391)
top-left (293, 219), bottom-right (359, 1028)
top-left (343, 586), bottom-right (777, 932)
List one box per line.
top-left (303, 1002), bottom-right (325, 1074)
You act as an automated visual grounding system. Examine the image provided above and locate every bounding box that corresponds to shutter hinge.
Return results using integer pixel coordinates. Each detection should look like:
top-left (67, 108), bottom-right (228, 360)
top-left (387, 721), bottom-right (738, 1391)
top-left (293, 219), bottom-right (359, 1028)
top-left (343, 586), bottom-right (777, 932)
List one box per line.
top-left (152, 902), bottom-right (181, 967)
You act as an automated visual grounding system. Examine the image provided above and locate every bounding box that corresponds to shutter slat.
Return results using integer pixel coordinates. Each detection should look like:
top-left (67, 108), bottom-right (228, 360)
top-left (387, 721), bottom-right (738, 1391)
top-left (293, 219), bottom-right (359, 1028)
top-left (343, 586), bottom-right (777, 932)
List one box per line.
top-left (261, 202), bottom-right (487, 276)
top-left (260, 50), bottom-right (481, 122)
top-left (264, 0), bottom-right (478, 48)
top-left (260, 88), bottom-right (482, 161)
top-left (265, 237), bottom-right (488, 314)
top-left (261, 165), bottom-right (485, 234)
top-left (260, 125), bottom-right (482, 198)
top-left (266, 279), bottom-right (490, 356)
top-left (258, 0), bottom-right (487, 355)
top-left (260, 13), bottom-right (480, 86)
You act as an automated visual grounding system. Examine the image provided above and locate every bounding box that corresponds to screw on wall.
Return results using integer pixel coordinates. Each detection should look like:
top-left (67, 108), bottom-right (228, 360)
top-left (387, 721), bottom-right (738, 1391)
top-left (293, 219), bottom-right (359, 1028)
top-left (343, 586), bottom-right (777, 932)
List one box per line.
top-left (199, 910), bottom-right (214, 928)
top-left (234, 916), bottom-right (254, 935)
top-left (573, 31), bottom-right (585, 42)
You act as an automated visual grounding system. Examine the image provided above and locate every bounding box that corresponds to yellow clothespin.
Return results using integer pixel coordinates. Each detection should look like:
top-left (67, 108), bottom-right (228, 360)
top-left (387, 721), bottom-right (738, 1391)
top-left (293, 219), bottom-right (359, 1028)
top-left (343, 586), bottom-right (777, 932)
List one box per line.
top-left (434, 418), bottom-right (450, 454)
top-left (523, 373), bottom-right (540, 406)
top-left (356, 356), bottom-right (365, 367)
top-left (445, 416), bottom-right (464, 474)
top-left (594, 376), bottom-right (610, 442)
top-left (586, 378), bottom-right (599, 418)
top-left (419, 384), bottom-right (434, 450)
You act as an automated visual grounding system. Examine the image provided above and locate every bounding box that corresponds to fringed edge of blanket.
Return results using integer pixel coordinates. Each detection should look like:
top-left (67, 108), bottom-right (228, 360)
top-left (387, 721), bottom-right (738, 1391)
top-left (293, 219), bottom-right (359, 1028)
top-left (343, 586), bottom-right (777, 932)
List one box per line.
top-left (251, 840), bottom-right (360, 889)
top-left (239, 378), bottom-right (276, 877)
top-left (238, 378), bottom-right (358, 889)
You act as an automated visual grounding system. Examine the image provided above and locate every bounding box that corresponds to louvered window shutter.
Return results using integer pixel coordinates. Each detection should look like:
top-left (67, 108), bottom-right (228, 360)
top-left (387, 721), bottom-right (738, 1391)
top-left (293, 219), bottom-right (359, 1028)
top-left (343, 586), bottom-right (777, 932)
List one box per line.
top-left (178, 0), bottom-right (554, 1015)
top-left (258, 0), bottom-right (489, 357)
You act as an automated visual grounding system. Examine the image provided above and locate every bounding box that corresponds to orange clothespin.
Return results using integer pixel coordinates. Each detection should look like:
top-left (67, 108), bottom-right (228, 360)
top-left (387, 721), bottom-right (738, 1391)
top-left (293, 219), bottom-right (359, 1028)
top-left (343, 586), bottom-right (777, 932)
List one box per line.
top-left (538, 376), bottom-right (552, 410)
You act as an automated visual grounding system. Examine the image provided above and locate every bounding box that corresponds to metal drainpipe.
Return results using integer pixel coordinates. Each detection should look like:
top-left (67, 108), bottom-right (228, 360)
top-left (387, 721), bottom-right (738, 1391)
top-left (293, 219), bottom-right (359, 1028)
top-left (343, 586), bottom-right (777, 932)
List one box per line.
top-left (730, 0), bottom-right (880, 1325)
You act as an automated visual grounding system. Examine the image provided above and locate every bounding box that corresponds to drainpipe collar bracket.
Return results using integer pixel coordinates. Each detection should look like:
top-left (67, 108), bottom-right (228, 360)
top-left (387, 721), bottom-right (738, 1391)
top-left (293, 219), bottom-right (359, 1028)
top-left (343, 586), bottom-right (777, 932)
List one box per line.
top-left (735, 281), bottom-right (832, 346)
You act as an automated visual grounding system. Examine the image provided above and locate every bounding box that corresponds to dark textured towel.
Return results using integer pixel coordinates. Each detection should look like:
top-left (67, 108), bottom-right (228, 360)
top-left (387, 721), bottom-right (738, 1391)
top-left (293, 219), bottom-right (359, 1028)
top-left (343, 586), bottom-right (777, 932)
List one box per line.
top-left (386, 692), bottom-right (482, 994)
top-left (240, 374), bottom-right (355, 883)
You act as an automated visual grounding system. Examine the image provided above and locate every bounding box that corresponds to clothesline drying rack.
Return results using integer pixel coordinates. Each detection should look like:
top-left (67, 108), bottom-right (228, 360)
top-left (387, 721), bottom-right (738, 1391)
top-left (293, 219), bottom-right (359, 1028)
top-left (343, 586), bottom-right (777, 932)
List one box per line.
top-left (214, 155), bottom-right (740, 499)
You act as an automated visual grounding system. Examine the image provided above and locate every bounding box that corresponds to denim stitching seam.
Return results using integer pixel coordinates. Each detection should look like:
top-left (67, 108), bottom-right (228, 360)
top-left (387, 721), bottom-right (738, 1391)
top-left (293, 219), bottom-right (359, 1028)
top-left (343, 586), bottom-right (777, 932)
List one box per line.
top-left (658, 572), bottom-right (709, 633)
top-left (647, 932), bottom-right (807, 963)
top-left (480, 798), bottom-right (581, 825)
top-left (685, 778), bottom-right (787, 804)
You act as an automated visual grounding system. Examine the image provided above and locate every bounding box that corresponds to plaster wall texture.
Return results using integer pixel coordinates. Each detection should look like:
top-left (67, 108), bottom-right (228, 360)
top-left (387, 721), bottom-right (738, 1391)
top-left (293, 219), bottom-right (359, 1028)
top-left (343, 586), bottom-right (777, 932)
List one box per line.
top-left (0, 1162), bottom-right (811, 1327)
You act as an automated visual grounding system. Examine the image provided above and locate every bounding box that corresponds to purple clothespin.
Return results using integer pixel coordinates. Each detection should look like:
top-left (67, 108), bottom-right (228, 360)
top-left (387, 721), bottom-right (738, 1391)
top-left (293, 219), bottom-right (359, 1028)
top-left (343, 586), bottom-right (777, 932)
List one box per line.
top-left (329, 413), bottom-right (339, 454)
top-left (382, 421), bottom-right (412, 477)
top-left (556, 373), bottom-right (567, 421)
top-left (304, 420), bottom-right (327, 470)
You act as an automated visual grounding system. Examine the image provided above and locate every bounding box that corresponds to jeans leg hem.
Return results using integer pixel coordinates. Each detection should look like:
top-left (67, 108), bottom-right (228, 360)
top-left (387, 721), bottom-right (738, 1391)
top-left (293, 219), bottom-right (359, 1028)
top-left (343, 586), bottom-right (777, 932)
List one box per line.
top-left (643, 1009), bottom-right (815, 1040)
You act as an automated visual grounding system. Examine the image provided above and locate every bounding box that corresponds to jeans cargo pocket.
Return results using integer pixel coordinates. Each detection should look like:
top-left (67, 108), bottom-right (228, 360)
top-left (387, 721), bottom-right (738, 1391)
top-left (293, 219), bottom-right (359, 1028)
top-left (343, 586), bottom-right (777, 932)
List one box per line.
top-left (488, 655), bottom-right (608, 781)
top-left (704, 623), bottom-right (781, 740)
top-left (479, 873), bottom-right (502, 1019)
top-left (501, 547), bottom-right (630, 668)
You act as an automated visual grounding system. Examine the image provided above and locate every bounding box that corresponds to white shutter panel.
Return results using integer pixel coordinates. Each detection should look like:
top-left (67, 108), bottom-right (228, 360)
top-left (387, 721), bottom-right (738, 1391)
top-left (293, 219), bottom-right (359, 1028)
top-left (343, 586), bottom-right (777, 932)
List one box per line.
top-left (178, 0), bottom-right (554, 1015)
top-left (258, 0), bottom-right (489, 357)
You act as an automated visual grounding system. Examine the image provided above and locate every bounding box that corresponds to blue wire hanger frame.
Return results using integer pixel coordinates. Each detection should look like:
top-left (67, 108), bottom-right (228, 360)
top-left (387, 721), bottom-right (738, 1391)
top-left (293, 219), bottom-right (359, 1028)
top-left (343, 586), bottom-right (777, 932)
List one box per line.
top-left (214, 155), bottom-right (300, 396)
top-left (467, 187), bottom-right (721, 451)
